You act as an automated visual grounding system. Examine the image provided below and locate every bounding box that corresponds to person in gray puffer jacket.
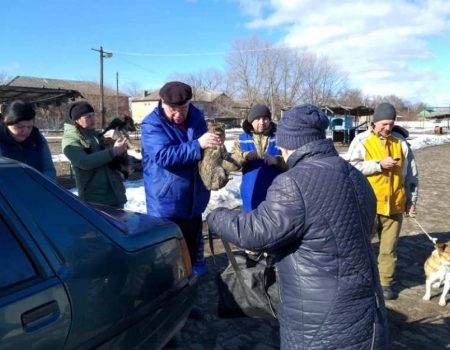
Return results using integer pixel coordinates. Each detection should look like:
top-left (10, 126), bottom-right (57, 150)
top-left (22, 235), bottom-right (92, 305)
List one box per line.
top-left (207, 104), bottom-right (388, 350)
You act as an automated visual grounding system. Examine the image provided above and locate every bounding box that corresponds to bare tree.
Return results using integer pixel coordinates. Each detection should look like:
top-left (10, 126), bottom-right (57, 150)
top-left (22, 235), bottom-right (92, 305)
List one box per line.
top-left (224, 36), bottom-right (348, 119)
top-left (370, 94), bottom-right (407, 112)
top-left (0, 71), bottom-right (11, 84)
top-left (169, 68), bottom-right (227, 93)
top-left (301, 53), bottom-right (348, 106)
top-left (225, 36), bottom-right (269, 106)
top-left (123, 81), bottom-right (143, 99)
top-left (335, 88), bottom-right (367, 107)
top-left (276, 48), bottom-right (307, 109)
top-left (263, 47), bottom-right (316, 119)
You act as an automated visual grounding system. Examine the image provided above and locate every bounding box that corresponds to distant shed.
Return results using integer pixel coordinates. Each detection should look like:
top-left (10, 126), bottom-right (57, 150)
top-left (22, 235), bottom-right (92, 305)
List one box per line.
top-left (419, 107), bottom-right (450, 134)
top-left (322, 105), bottom-right (374, 144)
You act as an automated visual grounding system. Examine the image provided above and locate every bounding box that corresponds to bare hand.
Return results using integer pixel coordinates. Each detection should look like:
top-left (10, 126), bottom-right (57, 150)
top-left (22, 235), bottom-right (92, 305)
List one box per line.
top-left (380, 156), bottom-right (398, 170)
top-left (113, 137), bottom-right (128, 156)
top-left (198, 132), bottom-right (222, 149)
top-left (244, 151), bottom-right (259, 161)
top-left (264, 155), bottom-right (277, 166)
top-left (406, 204), bottom-right (417, 217)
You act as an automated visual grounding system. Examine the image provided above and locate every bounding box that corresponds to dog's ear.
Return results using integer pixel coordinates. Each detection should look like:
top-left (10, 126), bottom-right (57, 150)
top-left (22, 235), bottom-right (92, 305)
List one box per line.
top-left (441, 243), bottom-right (450, 253)
top-left (436, 243), bottom-right (446, 253)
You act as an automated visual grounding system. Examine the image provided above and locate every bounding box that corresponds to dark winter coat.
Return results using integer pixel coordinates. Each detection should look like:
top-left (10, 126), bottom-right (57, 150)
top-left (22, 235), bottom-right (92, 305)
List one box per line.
top-left (141, 102), bottom-right (210, 219)
top-left (0, 123), bottom-right (56, 179)
top-left (62, 123), bottom-right (126, 207)
top-left (207, 138), bottom-right (388, 350)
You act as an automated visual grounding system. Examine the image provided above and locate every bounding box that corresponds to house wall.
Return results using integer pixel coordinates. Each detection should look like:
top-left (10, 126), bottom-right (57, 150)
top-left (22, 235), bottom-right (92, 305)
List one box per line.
top-left (131, 101), bottom-right (158, 124)
top-left (196, 95), bottom-right (236, 118)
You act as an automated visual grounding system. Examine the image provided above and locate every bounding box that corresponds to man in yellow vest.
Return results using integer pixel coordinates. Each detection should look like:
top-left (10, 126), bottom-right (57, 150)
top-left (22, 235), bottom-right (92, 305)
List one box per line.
top-left (346, 102), bottom-right (419, 300)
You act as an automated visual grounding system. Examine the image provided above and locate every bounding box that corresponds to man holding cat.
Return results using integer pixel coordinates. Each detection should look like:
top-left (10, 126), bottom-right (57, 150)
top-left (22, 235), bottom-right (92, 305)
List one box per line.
top-left (141, 81), bottom-right (221, 270)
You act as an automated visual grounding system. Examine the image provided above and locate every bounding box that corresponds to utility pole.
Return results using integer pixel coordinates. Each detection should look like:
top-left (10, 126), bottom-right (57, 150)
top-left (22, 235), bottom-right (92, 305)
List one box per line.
top-left (91, 46), bottom-right (113, 129)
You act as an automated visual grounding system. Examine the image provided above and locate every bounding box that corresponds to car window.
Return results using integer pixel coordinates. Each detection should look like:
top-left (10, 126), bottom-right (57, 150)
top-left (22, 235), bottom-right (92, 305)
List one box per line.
top-left (0, 216), bottom-right (37, 291)
top-left (0, 167), bottom-right (115, 267)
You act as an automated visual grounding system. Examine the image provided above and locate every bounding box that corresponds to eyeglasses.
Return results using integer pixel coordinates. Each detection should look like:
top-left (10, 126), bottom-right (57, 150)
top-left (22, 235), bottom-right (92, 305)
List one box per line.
top-left (166, 103), bottom-right (190, 113)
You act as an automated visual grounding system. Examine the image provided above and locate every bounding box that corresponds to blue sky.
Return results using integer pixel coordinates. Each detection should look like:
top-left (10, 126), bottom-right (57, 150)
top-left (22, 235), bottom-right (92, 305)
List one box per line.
top-left (1, 0), bottom-right (450, 106)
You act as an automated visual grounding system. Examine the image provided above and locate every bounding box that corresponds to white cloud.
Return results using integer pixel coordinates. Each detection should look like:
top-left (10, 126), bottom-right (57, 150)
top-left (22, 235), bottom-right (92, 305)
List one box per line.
top-left (237, 0), bottom-right (450, 105)
top-left (233, 0), bottom-right (271, 18)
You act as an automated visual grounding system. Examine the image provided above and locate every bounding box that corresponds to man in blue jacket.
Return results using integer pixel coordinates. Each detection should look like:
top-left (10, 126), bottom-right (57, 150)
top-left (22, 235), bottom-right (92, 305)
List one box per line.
top-left (141, 81), bottom-right (222, 266)
top-left (207, 104), bottom-right (388, 349)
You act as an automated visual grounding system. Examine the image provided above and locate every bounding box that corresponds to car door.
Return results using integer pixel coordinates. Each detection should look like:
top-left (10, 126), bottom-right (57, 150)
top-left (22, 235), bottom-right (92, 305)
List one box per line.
top-left (0, 197), bottom-right (71, 350)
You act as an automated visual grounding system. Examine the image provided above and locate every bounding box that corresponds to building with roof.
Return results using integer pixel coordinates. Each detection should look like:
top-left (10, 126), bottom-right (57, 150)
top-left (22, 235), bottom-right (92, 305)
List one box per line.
top-left (418, 107), bottom-right (450, 134)
top-left (2, 76), bottom-right (130, 130)
top-left (322, 105), bottom-right (374, 144)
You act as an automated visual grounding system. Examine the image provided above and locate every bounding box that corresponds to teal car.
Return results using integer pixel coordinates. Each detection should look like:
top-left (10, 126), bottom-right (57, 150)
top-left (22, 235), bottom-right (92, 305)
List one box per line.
top-left (0, 158), bottom-right (198, 349)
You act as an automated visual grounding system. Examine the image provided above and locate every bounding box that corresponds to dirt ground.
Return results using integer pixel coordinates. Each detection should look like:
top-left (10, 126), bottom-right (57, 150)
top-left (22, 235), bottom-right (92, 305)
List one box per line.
top-left (167, 143), bottom-right (450, 350)
top-left (52, 139), bottom-right (450, 349)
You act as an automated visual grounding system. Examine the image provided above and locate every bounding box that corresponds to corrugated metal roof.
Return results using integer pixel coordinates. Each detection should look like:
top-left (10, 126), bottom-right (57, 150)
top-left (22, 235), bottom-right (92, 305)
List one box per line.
top-left (0, 85), bottom-right (83, 105)
top-left (321, 105), bottom-right (374, 116)
top-left (5, 76), bottom-right (128, 97)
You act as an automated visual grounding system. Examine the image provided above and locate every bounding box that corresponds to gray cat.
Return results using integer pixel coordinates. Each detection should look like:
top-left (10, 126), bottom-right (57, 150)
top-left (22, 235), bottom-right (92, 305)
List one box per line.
top-left (199, 122), bottom-right (241, 190)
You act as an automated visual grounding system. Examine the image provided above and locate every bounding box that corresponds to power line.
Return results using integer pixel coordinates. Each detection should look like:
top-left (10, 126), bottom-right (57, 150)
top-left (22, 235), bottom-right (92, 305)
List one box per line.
top-left (105, 46), bottom-right (278, 57)
top-left (114, 56), bottom-right (157, 75)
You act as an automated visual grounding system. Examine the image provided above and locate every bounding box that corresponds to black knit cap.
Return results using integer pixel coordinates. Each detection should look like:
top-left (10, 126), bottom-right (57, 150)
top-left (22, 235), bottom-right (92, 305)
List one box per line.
top-left (277, 104), bottom-right (329, 150)
top-left (248, 104), bottom-right (271, 123)
top-left (372, 102), bottom-right (396, 123)
top-left (159, 81), bottom-right (192, 107)
top-left (3, 100), bottom-right (35, 125)
top-left (68, 101), bottom-right (95, 121)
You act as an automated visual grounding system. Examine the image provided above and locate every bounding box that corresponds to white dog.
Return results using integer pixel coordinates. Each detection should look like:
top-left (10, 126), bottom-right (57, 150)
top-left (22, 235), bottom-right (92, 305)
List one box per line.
top-left (422, 242), bottom-right (450, 306)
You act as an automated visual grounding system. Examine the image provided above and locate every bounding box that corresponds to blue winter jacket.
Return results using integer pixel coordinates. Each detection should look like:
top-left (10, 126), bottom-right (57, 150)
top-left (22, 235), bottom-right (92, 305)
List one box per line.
top-left (239, 132), bottom-right (283, 212)
top-left (207, 138), bottom-right (388, 350)
top-left (141, 102), bottom-right (210, 219)
top-left (0, 123), bottom-right (56, 180)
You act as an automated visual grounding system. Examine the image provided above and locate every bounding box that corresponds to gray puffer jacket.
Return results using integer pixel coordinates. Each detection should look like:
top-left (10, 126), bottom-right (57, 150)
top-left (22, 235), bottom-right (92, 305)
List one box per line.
top-left (207, 138), bottom-right (388, 350)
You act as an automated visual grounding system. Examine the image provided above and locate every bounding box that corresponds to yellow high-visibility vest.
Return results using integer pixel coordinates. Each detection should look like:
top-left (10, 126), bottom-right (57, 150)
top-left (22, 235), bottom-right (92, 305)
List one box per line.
top-left (364, 132), bottom-right (406, 215)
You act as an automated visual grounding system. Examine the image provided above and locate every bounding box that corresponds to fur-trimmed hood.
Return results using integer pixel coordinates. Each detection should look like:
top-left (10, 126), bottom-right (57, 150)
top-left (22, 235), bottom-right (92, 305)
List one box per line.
top-left (242, 120), bottom-right (277, 136)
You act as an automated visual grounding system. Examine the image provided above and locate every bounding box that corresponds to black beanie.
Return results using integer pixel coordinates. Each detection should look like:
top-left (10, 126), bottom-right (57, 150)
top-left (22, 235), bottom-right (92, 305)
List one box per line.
top-left (248, 104), bottom-right (271, 123)
top-left (68, 101), bottom-right (95, 121)
top-left (276, 104), bottom-right (329, 150)
top-left (159, 81), bottom-right (192, 106)
top-left (3, 100), bottom-right (35, 125)
top-left (372, 103), bottom-right (396, 123)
